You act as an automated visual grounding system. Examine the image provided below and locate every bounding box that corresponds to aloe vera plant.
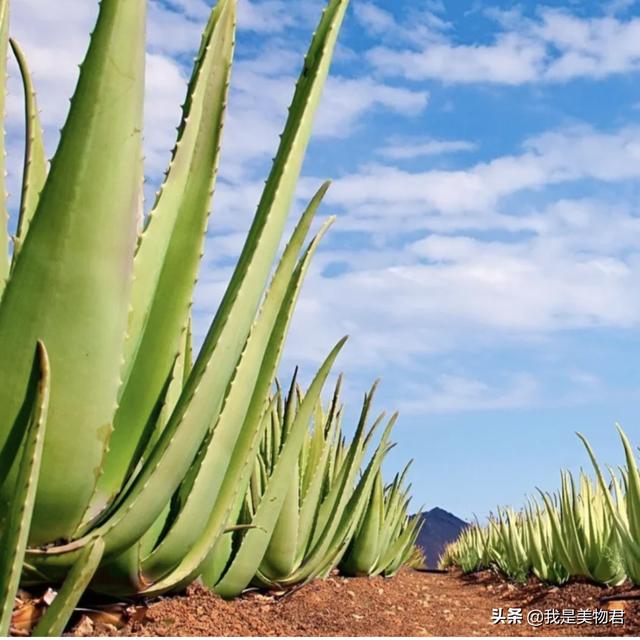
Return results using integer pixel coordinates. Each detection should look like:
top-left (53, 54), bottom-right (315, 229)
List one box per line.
top-left (441, 430), bottom-right (640, 587)
top-left (439, 521), bottom-right (487, 575)
top-left (539, 471), bottom-right (624, 586)
top-left (203, 374), bottom-right (408, 597)
top-left (0, 0), bottom-right (346, 612)
top-left (580, 427), bottom-right (640, 584)
top-left (0, 0), bottom-right (421, 633)
top-left (340, 463), bottom-right (421, 578)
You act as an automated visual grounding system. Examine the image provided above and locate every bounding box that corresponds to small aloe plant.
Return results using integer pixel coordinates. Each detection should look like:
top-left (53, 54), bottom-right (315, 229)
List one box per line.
top-left (203, 374), bottom-right (407, 597)
top-left (340, 462), bottom-right (422, 578)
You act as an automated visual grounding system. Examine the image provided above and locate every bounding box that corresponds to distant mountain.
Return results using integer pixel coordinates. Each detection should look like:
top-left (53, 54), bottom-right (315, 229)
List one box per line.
top-left (413, 507), bottom-right (468, 568)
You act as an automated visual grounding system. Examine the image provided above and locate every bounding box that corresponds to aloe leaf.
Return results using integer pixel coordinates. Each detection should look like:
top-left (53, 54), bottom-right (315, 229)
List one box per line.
top-left (10, 38), bottom-right (48, 261)
top-left (214, 338), bottom-right (347, 599)
top-left (260, 376), bottom-right (339, 580)
top-left (0, 0), bottom-right (8, 296)
top-left (258, 463), bottom-right (300, 579)
top-left (32, 537), bottom-right (104, 637)
top-left (309, 389), bottom-right (382, 553)
top-left (200, 530), bottom-right (233, 589)
top-left (22, 0), bottom-right (349, 586)
top-left (88, 539), bottom-right (143, 596)
top-left (149, 344), bottom-right (348, 597)
top-left (539, 493), bottom-right (566, 564)
top-left (183, 318), bottom-right (194, 386)
top-left (383, 519), bottom-right (420, 577)
top-left (341, 469), bottom-right (383, 575)
top-left (0, 0), bottom-right (146, 543)
top-left (137, 188), bottom-right (331, 584)
top-left (561, 473), bottom-right (589, 575)
top-left (578, 432), bottom-right (640, 560)
top-left (615, 425), bottom-right (640, 542)
top-left (87, 326), bottom-right (189, 539)
top-left (199, 403), bottom-right (275, 588)
top-left (145, 292), bottom-right (344, 594)
top-left (286, 418), bottom-right (396, 586)
top-left (0, 342), bottom-right (49, 637)
top-left (86, 326), bottom-right (188, 536)
top-left (146, 343), bottom-right (187, 459)
top-left (55, 0), bottom-right (346, 554)
top-left (135, 0), bottom-right (348, 513)
top-left (88, 0), bottom-right (236, 517)
top-left (312, 419), bottom-right (396, 582)
top-left (27, 209), bottom-right (334, 588)
top-left (293, 386), bottom-right (341, 566)
top-left (137, 218), bottom-right (336, 594)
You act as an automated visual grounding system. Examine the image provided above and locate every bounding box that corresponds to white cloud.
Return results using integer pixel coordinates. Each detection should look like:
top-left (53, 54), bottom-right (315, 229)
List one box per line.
top-left (281, 228), bottom-right (640, 372)
top-left (369, 33), bottom-right (545, 85)
top-left (536, 10), bottom-right (640, 81)
top-left (143, 54), bottom-right (188, 178)
top-left (307, 126), bottom-right (640, 220)
top-left (399, 373), bottom-right (538, 413)
top-left (202, 124), bottom-right (640, 383)
top-left (236, 0), bottom-right (322, 33)
top-left (315, 76), bottom-right (428, 136)
top-left (267, 124), bottom-right (640, 379)
top-left (379, 137), bottom-right (476, 160)
top-left (353, 2), bottom-right (397, 36)
top-left (7, 1), bottom-right (96, 131)
top-left (5, 0), bottom-right (426, 205)
top-left (6, 18), bottom-right (188, 195)
top-left (147, 2), bottom-right (206, 56)
top-left (353, 0), bottom-right (451, 47)
top-left (366, 4), bottom-right (640, 84)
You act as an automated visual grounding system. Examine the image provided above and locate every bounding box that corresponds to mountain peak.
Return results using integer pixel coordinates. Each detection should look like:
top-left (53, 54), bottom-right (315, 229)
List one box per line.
top-left (413, 507), bottom-right (468, 569)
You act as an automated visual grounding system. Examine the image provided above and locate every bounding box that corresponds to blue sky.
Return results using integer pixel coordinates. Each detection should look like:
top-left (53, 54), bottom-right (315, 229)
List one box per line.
top-left (7, 0), bottom-right (640, 521)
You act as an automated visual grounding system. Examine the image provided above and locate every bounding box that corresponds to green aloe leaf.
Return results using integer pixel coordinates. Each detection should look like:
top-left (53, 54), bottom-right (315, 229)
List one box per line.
top-left (0, 0), bottom-right (8, 296)
top-left (87, 0), bottom-right (236, 519)
top-left (137, 216), bottom-right (337, 595)
top-left (137, 186), bottom-right (332, 585)
top-left (308, 387), bottom-right (382, 555)
top-left (130, 0), bottom-right (350, 525)
top-left (383, 517), bottom-right (420, 577)
top-left (25, 2), bottom-right (347, 581)
top-left (615, 426), bottom-right (640, 542)
top-left (259, 463), bottom-right (300, 579)
top-left (579, 431), bottom-right (640, 563)
top-left (32, 537), bottom-right (104, 637)
top-left (293, 383), bottom-right (342, 567)
top-left (0, 0), bottom-right (146, 543)
top-left (52, 0), bottom-right (347, 556)
top-left (10, 38), bottom-right (48, 261)
top-left (199, 403), bottom-right (275, 588)
top-left (0, 342), bottom-right (49, 637)
top-left (214, 338), bottom-right (348, 599)
top-left (313, 417), bottom-right (396, 581)
top-left (341, 469), bottom-right (383, 575)
top-left (25, 214), bottom-right (334, 590)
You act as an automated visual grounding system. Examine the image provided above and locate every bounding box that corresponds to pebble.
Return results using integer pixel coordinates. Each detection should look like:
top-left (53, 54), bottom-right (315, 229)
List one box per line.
top-left (74, 615), bottom-right (95, 636)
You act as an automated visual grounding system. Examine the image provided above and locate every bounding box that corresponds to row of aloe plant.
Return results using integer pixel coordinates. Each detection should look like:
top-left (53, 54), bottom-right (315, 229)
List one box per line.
top-left (0, 0), bottom-right (419, 635)
top-left (203, 375), bottom-right (420, 597)
top-left (440, 428), bottom-right (640, 587)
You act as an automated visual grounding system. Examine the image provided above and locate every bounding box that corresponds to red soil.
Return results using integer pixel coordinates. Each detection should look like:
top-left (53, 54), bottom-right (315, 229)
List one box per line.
top-left (59, 569), bottom-right (640, 637)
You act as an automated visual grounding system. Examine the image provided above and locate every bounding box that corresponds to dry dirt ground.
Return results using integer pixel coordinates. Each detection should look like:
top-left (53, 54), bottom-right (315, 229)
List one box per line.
top-left (52, 569), bottom-right (640, 637)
